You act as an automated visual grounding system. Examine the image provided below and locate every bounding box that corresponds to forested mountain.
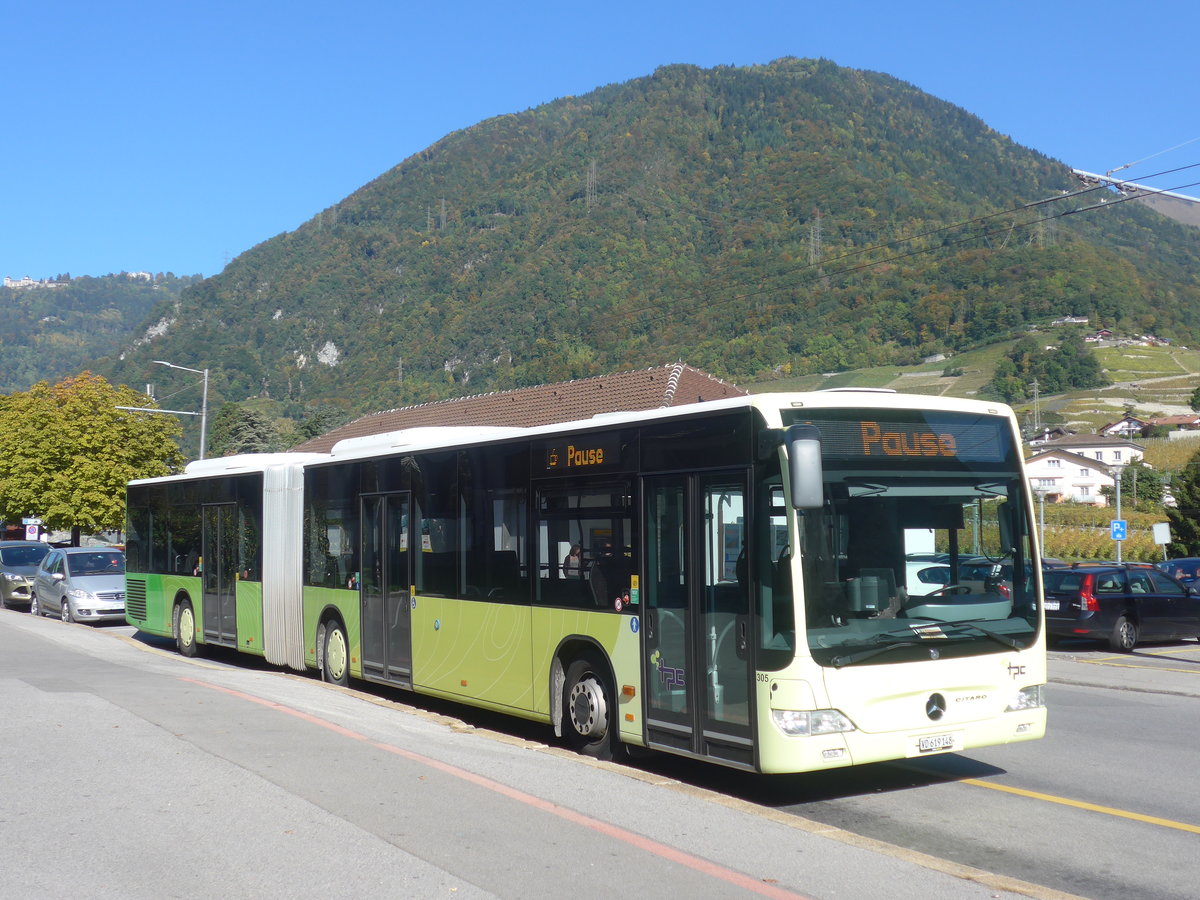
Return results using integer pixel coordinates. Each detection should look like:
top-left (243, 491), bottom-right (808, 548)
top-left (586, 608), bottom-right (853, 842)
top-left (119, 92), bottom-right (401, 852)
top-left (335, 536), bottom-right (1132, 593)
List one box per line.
top-left (98, 58), bottom-right (1200, 419)
top-left (1, 273), bottom-right (201, 394)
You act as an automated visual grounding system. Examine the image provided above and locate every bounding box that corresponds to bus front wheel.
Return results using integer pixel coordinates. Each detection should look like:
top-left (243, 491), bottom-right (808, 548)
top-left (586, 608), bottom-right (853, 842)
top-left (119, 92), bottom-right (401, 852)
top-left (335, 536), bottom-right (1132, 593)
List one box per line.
top-left (319, 619), bottom-right (349, 686)
top-left (563, 655), bottom-right (617, 760)
top-left (174, 601), bottom-right (198, 658)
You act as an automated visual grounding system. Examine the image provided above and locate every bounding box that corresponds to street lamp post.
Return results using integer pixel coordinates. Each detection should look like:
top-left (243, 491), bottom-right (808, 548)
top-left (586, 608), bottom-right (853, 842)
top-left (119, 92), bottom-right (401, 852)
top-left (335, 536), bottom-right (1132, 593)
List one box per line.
top-left (1112, 464), bottom-right (1125, 564)
top-left (153, 360), bottom-right (209, 460)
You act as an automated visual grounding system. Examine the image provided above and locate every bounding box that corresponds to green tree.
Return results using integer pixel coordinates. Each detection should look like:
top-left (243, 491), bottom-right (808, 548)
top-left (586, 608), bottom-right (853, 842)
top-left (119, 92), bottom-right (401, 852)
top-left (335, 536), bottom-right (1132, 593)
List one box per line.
top-left (1166, 448), bottom-right (1200, 556)
top-left (0, 373), bottom-right (185, 541)
top-left (1098, 459), bottom-right (1164, 511)
top-left (208, 403), bottom-right (278, 456)
top-left (1189, 383), bottom-right (1200, 412)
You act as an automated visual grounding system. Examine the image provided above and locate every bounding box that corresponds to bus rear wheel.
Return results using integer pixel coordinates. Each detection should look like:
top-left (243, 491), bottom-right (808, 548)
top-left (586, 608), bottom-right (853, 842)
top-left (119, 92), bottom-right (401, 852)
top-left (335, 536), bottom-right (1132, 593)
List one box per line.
top-left (563, 655), bottom-right (617, 760)
top-left (174, 600), bottom-right (198, 658)
top-left (319, 619), bottom-right (349, 686)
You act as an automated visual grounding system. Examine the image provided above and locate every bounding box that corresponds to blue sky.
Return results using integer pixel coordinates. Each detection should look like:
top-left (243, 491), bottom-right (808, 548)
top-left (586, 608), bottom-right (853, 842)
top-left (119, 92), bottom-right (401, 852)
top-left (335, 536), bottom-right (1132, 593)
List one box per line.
top-left (5, 0), bottom-right (1197, 281)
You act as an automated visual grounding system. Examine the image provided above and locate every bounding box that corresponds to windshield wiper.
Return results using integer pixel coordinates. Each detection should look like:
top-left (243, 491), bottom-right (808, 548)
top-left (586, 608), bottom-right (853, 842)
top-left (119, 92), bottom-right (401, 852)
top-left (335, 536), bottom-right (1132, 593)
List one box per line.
top-left (831, 640), bottom-right (925, 668)
top-left (903, 616), bottom-right (1027, 651)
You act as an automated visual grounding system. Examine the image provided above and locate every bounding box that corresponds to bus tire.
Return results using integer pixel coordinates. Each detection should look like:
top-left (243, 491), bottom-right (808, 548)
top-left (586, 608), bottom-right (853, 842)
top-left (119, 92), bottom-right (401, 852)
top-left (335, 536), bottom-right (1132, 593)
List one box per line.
top-left (174, 600), bottom-right (199, 658)
top-left (563, 654), bottom-right (617, 760)
top-left (319, 619), bottom-right (349, 686)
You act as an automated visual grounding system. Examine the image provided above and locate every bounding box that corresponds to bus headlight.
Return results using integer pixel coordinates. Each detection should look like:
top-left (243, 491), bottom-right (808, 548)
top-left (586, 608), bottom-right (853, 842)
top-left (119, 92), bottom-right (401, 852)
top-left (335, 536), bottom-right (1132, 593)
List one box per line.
top-left (1006, 685), bottom-right (1045, 711)
top-left (772, 709), bottom-right (856, 737)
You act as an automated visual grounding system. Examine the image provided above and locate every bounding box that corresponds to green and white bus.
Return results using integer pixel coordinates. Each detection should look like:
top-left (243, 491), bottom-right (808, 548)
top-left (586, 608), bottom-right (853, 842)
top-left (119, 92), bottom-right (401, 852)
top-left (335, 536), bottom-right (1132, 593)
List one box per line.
top-left (125, 391), bottom-right (1046, 774)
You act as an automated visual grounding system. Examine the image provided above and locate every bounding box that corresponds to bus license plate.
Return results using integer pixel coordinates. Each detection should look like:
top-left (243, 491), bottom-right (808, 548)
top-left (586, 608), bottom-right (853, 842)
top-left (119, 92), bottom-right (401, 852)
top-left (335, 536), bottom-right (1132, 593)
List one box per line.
top-left (918, 733), bottom-right (955, 753)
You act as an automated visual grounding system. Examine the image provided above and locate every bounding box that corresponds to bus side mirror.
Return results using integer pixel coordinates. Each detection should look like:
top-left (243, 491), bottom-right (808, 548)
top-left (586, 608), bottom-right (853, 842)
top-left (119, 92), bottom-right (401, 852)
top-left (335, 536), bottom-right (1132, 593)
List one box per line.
top-left (786, 424), bottom-right (824, 510)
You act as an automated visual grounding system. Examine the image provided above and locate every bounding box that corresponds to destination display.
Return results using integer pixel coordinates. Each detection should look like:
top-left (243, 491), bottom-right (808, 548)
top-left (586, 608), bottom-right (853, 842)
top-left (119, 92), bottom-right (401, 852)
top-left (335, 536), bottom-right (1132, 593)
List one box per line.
top-left (783, 411), bottom-right (1012, 467)
top-left (540, 433), bottom-right (626, 473)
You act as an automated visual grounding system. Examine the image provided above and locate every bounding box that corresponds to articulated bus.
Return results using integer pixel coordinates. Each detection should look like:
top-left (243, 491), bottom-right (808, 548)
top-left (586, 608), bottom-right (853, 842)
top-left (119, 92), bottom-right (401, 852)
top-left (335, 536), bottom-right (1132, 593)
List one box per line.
top-left (125, 391), bottom-right (1046, 774)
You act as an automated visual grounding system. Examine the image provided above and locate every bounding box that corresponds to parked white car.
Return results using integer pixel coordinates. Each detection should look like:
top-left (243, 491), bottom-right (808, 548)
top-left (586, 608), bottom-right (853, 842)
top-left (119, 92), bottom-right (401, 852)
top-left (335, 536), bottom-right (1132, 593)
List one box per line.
top-left (905, 562), bottom-right (953, 597)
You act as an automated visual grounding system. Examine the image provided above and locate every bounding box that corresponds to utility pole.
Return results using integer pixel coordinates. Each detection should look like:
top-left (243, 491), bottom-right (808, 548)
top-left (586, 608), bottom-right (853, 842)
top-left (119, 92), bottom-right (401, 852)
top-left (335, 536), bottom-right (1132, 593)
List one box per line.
top-left (809, 209), bottom-right (823, 265)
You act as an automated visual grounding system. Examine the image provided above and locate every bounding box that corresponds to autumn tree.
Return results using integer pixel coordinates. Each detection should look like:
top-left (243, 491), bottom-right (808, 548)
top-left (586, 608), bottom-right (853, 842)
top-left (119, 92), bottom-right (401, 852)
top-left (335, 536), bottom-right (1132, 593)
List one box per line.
top-left (0, 372), bottom-right (185, 542)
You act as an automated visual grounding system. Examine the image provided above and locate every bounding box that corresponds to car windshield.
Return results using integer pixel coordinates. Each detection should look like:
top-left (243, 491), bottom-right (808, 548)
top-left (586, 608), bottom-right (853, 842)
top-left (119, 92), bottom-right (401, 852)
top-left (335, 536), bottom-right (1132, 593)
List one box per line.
top-left (0, 545), bottom-right (49, 566)
top-left (68, 552), bottom-right (125, 575)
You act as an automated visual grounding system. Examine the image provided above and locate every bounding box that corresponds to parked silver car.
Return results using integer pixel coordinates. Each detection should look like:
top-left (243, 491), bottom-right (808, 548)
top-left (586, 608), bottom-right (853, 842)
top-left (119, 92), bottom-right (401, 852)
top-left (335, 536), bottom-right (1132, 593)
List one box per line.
top-left (31, 547), bottom-right (126, 623)
top-left (0, 540), bottom-right (51, 609)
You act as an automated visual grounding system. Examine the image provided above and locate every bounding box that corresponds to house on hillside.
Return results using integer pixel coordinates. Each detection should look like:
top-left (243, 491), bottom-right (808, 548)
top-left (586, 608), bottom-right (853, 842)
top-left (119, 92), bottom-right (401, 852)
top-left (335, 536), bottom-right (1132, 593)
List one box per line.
top-left (292, 364), bottom-right (747, 454)
top-left (1025, 450), bottom-right (1125, 506)
top-left (1099, 415), bottom-right (1149, 439)
top-left (1025, 433), bottom-right (1144, 466)
top-left (1024, 433), bottom-right (1146, 507)
top-left (1026, 426), bottom-right (1076, 447)
top-left (1145, 414), bottom-right (1200, 435)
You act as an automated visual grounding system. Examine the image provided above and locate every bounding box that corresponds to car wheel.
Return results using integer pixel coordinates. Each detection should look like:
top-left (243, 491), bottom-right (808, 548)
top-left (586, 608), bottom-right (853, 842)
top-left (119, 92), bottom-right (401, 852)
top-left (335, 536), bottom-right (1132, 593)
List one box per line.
top-left (174, 600), bottom-right (199, 658)
top-left (318, 619), bottom-right (349, 686)
top-left (563, 653), bottom-right (620, 760)
top-left (1109, 615), bottom-right (1138, 652)
top-left (30, 594), bottom-right (41, 617)
top-left (61, 596), bottom-right (74, 623)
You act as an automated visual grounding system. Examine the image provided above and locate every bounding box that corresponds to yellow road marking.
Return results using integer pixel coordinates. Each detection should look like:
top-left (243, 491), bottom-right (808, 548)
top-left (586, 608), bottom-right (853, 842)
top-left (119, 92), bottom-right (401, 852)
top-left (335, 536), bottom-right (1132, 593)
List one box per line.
top-left (1079, 661), bottom-right (1200, 675)
top-left (962, 779), bottom-right (1200, 834)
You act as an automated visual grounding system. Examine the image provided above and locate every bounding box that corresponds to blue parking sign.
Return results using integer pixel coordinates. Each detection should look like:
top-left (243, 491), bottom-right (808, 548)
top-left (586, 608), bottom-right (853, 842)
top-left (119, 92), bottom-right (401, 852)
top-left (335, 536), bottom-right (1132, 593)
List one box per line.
top-left (1110, 519), bottom-right (1127, 541)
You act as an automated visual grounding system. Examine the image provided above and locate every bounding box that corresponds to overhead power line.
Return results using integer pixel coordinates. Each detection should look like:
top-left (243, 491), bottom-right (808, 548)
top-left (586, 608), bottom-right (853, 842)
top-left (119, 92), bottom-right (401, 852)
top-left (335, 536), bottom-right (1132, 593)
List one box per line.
top-left (611, 164), bottom-right (1200, 329)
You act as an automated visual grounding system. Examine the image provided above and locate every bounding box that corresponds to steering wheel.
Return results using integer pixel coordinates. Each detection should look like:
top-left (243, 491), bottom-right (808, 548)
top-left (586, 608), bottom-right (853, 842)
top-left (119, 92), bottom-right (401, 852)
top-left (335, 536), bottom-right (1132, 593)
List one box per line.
top-left (927, 584), bottom-right (972, 597)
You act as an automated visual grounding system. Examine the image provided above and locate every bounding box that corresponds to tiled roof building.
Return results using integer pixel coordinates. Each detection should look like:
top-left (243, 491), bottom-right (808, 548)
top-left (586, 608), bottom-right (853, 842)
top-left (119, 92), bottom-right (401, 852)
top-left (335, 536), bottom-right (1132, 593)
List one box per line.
top-left (292, 363), bottom-right (747, 454)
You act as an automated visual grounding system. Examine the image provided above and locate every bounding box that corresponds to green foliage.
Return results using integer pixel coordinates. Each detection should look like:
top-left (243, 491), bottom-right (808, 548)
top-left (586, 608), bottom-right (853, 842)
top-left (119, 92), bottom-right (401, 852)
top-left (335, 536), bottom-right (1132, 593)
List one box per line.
top-left (1167, 447), bottom-right (1200, 556)
top-left (0, 274), bottom-right (200, 395)
top-left (209, 403), bottom-right (281, 456)
top-left (1190, 383), bottom-right (1200, 412)
top-left (1097, 459), bottom-right (1164, 511)
top-left (989, 331), bottom-right (1109, 402)
top-left (82, 60), bottom-right (1200, 419)
top-left (0, 373), bottom-right (186, 533)
top-left (1037, 502), bottom-right (1166, 562)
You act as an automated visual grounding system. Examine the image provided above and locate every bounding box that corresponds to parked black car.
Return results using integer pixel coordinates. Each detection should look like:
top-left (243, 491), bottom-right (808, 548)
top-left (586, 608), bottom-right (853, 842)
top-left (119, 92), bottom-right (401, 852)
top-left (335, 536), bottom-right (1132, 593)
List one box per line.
top-left (1043, 563), bottom-right (1200, 651)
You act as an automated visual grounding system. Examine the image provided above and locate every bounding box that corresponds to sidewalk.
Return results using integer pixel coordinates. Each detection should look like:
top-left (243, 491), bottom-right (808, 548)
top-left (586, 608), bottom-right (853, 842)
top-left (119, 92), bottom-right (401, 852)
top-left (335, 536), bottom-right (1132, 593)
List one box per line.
top-left (1049, 648), bottom-right (1200, 698)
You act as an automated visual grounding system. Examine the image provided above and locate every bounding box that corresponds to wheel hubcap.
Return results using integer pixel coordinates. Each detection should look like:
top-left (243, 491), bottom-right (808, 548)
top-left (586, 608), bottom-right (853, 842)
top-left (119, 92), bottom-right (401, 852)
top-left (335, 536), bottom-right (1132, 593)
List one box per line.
top-left (326, 628), bottom-right (347, 681)
top-left (569, 675), bottom-right (607, 739)
top-left (180, 607), bottom-right (194, 646)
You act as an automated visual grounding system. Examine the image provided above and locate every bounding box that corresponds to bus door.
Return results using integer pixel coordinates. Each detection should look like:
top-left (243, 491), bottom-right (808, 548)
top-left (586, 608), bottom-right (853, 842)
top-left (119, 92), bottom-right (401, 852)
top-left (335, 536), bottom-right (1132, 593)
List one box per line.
top-left (361, 493), bottom-right (412, 686)
top-left (644, 472), bottom-right (753, 766)
top-left (201, 503), bottom-right (238, 646)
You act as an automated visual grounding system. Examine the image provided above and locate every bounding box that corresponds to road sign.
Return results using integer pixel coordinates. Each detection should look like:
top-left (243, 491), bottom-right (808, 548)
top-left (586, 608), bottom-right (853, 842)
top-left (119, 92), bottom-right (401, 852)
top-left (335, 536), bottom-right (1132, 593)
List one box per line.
top-left (1111, 519), bottom-right (1128, 541)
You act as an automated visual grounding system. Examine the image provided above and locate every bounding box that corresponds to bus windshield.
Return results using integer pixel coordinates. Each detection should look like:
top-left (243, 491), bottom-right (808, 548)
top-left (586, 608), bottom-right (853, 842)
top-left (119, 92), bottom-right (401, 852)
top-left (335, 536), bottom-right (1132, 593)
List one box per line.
top-left (784, 409), bottom-right (1038, 667)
